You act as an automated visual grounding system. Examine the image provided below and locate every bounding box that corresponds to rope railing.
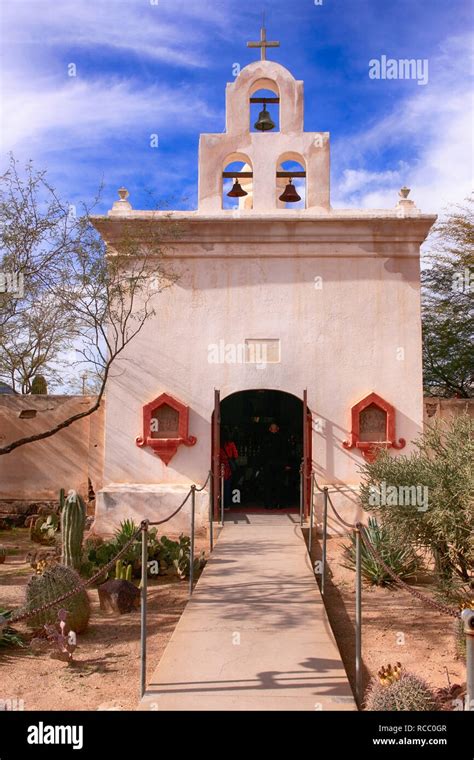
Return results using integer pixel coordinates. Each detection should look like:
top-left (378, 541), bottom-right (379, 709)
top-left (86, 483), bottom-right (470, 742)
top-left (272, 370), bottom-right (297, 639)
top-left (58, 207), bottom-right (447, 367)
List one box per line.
top-left (9, 527), bottom-right (143, 625)
top-left (5, 471), bottom-right (215, 705)
top-left (139, 470), bottom-right (214, 697)
top-left (147, 489), bottom-right (192, 526)
top-left (307, 472), bottom-right (467, 707)
top-left (356, 521), bottom-right (460, 620)
top-left (323, 487), bottom-right (461, 618)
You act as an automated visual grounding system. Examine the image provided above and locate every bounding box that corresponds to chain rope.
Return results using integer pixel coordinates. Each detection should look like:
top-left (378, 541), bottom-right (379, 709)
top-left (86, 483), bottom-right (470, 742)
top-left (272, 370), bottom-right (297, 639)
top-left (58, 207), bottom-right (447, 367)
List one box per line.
top-left (312, 477), bottom-right (462, 620)
top-left (9, 527), bottom-right (143, 625)
top-left (8, 473), bottom-right (213, 626)
top-left (356, 523), bottom-right (461, 619)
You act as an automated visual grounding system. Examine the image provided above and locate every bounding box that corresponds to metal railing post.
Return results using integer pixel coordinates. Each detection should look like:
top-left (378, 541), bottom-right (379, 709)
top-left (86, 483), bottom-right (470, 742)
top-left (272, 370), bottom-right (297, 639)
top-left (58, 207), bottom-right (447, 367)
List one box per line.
top-left (462, 609), bottom-right (474, 710)
top-left (299, 465), bottom-right (304, 526)
top-left (220, 463), bottom-right (225, 526)
top-left (321, 487), bottom-right (328, 596)
top-left (140, 520), bottom-right (149, 699)
top-left (209, 472), bottom-right (214, 552)
top-left (189, 485), bottom-right (196, 597)
top-left (308, 472), bottom-right (314, 554)
top-left (355, 527), bottom-right (362, 707)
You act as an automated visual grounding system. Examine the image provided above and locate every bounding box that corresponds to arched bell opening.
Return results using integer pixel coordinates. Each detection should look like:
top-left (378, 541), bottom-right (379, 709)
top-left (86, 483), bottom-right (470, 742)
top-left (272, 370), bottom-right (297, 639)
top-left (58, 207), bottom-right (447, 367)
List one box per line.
top-left (250, 83), bottom-right (280, 133)
top-left (276, 154), bottom-right (306, 210)
top-left (222, 154), bottom-right (253, 210)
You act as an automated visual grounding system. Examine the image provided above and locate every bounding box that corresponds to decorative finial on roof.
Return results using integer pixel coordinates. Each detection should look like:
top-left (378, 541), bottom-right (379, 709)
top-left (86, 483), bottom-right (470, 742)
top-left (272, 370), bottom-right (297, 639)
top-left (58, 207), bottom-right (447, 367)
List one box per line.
top-left (396, 185), bottom-right (418, 214)
top-left (110, 186), bottom-right (132, 215)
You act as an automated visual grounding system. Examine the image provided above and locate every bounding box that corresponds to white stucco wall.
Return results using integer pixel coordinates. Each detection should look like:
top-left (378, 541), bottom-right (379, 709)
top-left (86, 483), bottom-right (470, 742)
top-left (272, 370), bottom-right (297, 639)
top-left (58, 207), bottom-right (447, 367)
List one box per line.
top-left (90, 57), bottom-right (436, 534)
top-left (91, 213), bottom-right (434, 533)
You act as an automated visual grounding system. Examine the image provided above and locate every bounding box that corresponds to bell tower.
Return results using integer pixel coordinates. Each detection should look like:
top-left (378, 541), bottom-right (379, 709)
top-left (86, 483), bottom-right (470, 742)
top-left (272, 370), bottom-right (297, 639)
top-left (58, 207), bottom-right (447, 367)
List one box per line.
top-left (198, 28), bottom-right (330, 213)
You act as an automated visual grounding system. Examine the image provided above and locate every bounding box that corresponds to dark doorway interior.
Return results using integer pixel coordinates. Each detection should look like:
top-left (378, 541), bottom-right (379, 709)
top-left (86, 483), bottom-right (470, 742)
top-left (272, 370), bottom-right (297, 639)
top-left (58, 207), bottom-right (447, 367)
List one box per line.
top-left (220, 389), bottom-right (303, 510)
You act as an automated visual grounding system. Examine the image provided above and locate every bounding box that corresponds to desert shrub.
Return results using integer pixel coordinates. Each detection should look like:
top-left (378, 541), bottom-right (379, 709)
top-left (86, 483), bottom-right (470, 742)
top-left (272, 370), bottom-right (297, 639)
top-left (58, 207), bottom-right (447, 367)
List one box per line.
top-left (359, 414), bottom-right (473, 588)
top-left (342, 517), bottom-right (418, 586)
top-left (365, 669), bottom-right (439, 711)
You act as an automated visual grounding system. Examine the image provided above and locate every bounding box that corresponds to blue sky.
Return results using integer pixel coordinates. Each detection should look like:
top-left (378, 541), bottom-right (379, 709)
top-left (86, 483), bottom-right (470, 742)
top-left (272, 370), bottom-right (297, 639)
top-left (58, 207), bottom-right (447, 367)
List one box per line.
top-left (1, 0), bottom-right (472, 216)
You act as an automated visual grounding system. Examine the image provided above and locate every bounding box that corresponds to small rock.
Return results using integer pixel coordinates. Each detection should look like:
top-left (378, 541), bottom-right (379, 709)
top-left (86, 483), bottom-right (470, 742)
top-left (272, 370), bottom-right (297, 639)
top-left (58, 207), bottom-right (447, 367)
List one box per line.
top-left (97, 579), bottom-right (140, 614)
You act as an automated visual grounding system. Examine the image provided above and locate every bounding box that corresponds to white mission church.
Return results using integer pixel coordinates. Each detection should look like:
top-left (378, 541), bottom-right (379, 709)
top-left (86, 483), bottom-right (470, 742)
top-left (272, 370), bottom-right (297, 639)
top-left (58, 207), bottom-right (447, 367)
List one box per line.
top-left (91, 27), bottom-right (436, 535)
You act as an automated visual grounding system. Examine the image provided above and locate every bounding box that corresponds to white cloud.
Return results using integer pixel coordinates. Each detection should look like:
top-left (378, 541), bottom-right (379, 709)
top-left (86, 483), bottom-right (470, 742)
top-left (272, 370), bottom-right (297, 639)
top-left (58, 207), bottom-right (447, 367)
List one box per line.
top-left (1, 76), bottom-right (216, 152)
top-left (332, 33), bottom-right (474, 216)
top-left (1, 0), bottom-right (233, 70)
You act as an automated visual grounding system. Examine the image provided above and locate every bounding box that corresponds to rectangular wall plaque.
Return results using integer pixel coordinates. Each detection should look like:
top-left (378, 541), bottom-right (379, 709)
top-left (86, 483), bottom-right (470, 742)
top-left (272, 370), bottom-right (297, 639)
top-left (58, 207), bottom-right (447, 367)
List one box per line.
top-left (245, 339), bottom-right (281, 364)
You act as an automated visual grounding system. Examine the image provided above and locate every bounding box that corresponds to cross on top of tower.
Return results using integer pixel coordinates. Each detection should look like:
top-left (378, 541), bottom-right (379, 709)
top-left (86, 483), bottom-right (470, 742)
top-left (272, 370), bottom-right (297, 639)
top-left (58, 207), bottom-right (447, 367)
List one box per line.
top-left (247, 15), bottom-right (280, 61)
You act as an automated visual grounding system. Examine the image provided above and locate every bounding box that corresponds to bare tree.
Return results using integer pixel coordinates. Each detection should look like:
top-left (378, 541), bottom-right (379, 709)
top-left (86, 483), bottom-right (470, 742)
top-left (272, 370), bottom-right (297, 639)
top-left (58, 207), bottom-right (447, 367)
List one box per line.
top-left (0, 156), bottom-right (178, 455)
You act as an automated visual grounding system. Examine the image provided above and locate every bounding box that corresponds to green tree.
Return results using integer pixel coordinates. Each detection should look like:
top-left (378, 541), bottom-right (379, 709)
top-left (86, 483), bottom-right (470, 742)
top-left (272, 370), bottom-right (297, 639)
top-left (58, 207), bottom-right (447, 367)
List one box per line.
top-left (421, 194), bottom-right (474, 398)
top-left (359, 414), bottom-right (474, 586)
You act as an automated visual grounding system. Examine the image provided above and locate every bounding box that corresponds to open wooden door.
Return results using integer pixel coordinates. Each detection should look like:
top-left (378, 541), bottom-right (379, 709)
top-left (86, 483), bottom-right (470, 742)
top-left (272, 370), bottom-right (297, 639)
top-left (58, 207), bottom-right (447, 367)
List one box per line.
top-left (302, 389), bottom-right (312, 518)
top-left (212, 389), bottom-right (221, 520)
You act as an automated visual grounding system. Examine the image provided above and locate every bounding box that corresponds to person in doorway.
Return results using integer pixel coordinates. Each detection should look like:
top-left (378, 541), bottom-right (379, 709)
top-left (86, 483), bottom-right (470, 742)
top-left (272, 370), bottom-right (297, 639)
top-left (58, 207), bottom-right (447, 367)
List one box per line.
top-left (220, 429), bottom-right (239, 510)
top-left (263, 422), bottom-right (286, 509)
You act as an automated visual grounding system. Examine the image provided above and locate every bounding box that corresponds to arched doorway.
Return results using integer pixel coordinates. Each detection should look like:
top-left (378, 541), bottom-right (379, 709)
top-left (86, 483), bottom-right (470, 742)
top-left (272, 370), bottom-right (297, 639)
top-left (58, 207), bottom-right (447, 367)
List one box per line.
top-left (212, 389), bottom-right (311, 514)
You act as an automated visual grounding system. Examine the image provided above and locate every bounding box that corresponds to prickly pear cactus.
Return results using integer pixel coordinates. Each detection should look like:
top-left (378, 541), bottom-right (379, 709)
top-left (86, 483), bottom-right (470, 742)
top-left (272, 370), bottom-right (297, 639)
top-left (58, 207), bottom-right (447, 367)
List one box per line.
top-left (61, 490), bottom-right (86, 570)
top-left (25, 564), bottom-right (90, 633)
top-left (365, 670), bottom-right (439, 711)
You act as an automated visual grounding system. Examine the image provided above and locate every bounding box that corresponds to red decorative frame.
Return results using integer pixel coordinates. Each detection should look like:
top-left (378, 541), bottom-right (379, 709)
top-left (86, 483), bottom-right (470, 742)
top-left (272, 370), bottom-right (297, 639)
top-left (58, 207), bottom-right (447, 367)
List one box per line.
top-left (136, 392), bottom-right (197, 465)
top-left (342, 392), bottom-right (405, 462)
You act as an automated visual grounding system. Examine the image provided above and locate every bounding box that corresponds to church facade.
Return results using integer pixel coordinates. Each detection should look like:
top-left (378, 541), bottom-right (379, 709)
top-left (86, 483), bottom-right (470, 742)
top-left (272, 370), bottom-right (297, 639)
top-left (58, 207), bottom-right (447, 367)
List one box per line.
top-left (91, 50), bottom-right (436, 535)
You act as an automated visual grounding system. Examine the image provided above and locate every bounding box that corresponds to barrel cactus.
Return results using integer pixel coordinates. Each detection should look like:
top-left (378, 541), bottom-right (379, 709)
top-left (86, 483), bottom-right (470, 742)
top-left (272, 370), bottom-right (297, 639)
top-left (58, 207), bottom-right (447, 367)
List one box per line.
top-left (365, 669), bottom-right (439, 711)
top-left (25, 564), bottom-right (90, 633)
top-left (61, 490), bottom-right (86, 570)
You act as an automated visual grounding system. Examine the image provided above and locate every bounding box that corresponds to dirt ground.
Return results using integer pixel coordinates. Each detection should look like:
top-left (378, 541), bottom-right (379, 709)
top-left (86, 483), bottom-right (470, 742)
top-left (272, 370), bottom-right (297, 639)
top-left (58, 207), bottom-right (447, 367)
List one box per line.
top-left (306, 533), bottom-right (465, 703)
top-left (0, 528), bottom-right (466, 711)
top-left (0, 528), bottom-right (210, 711)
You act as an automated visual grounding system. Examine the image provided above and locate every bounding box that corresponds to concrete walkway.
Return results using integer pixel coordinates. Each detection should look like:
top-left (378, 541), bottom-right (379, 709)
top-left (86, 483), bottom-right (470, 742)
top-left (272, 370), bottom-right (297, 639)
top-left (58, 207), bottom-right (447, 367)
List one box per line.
top-left (139, 516), bottom-right (356, 711)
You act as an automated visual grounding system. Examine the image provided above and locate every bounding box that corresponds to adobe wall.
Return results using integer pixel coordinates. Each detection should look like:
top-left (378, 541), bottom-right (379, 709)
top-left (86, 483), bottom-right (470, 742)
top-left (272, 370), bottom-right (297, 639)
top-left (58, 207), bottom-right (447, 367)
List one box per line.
top-left (0, 396), bottom-right (104, 521)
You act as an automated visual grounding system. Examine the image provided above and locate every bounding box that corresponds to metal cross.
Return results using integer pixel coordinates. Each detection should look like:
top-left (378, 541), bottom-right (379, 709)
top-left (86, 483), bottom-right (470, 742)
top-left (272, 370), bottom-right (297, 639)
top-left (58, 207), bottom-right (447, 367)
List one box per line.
top-left (247, 18), bottom-right (280, 61)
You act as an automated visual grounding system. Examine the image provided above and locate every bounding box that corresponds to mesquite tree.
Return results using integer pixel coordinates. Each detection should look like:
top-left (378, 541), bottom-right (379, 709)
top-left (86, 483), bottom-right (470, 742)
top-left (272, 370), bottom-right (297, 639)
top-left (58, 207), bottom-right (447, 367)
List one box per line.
top-left (0, 155), bottom-right (178, 455)
top-left (422, 194), bottom-right (474, 398)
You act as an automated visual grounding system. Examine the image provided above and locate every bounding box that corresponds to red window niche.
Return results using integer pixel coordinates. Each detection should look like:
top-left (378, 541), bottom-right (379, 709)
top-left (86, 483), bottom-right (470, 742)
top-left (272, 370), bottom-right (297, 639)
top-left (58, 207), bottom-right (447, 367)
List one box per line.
top-left (342, 392), bottom-right (405, 462)
top-left (136, 393), bottom-right (197, 465)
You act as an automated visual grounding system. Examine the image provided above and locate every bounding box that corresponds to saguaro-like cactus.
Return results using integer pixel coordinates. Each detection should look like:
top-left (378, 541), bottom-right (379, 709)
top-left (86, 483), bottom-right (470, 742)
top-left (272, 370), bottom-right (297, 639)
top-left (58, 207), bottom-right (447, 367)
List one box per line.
top-left (31, 375), bottom-right (48, 394)
top-left (115, 560), bottom-right (133, 581)
top-left (61, 490), bottom-right (86, 570)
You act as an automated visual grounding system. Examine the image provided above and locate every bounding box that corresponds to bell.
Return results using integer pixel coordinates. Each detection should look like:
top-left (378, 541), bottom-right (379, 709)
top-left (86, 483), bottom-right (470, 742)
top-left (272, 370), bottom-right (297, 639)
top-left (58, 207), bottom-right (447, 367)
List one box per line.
top-left (227, 179), bottom-right (248, 198)
top-left (254, 103), bottom-right (276, 132)
top-left (279, 178), bottom-right (301, 203)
